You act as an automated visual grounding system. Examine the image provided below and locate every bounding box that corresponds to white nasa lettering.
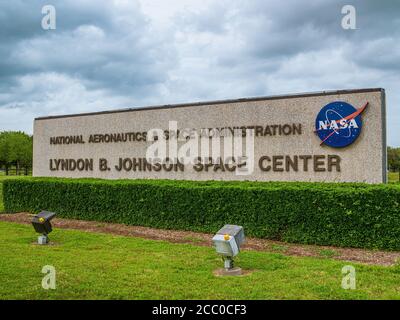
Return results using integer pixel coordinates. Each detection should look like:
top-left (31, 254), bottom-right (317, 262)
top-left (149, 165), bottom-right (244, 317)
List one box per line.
top-left (330, 120), bottom-right (339, 130)
top-left (319, 119), bottom-right (358, 131)
top-left (318, 121), bottom-right (328, 130)
top-left (348, 119), bottom-right (359, 128)
top-left (339, 119), bottom-right (348, 128)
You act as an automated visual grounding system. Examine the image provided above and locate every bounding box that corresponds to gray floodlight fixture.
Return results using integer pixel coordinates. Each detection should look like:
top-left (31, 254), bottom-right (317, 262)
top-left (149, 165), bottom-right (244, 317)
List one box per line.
top-left (212, 224), bottom-right (245, 272)
top-left (31, 211), bottom-right (56, 245)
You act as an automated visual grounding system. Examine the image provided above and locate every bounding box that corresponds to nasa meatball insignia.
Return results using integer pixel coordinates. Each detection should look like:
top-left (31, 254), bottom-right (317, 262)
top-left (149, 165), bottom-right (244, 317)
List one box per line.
top-left (315, 101), bottom-right (368, 148)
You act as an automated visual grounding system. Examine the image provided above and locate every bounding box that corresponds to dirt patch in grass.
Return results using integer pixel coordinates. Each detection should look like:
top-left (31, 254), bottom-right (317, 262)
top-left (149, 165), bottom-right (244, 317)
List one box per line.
top-left (213, 268), bottom-right (255, 277)
top-left (1, 212), bottom-right (399, 266)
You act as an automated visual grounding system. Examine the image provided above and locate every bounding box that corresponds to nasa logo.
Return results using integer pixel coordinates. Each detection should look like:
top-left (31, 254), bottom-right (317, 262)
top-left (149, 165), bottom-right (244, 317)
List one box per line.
top-left (315, 101), bottom-right (368, 148)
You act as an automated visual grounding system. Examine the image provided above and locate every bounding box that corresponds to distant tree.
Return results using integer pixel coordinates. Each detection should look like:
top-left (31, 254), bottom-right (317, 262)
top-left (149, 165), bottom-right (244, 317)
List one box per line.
top-left (388, 146), bottom-right (400, 181)
top-left (0, 131), bottom-right (33, 175)
top-left (388, 147), bottom-right (400, 171)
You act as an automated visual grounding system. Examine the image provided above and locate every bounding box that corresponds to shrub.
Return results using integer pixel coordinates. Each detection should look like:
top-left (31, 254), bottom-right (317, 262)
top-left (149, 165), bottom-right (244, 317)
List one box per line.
top-left (3, 177), bottom-right (400, 250)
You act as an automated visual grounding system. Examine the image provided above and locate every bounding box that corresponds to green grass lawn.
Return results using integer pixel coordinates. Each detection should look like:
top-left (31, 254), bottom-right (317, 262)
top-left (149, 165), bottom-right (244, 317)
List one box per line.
top-left (0, 221), bottom-right (399, 299)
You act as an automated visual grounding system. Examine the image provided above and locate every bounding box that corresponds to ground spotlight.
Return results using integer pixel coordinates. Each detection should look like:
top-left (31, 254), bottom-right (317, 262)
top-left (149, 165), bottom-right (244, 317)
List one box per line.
top-left (212, 224), bottom-right (245, 275)
top-left (31, 211), bottom-right (56, 245)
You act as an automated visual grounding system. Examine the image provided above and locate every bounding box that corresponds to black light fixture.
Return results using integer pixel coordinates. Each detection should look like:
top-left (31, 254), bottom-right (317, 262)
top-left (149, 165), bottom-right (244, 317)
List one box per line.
top-left (31, 211), bottom-right (56, 244)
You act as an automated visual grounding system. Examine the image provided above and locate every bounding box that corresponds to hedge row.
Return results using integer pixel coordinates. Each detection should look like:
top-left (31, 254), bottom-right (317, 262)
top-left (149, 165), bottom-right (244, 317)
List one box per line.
top-left (3, 177), bottom-right (400, 250)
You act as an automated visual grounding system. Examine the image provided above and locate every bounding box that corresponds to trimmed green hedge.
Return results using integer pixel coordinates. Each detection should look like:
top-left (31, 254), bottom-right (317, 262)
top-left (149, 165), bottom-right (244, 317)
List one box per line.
top-left (3, 177), bottom-right (400, 250)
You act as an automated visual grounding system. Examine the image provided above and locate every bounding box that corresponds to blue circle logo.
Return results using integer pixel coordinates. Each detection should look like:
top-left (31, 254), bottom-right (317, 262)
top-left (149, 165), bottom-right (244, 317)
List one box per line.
top-left (315, 101), bottom-right (368, 148)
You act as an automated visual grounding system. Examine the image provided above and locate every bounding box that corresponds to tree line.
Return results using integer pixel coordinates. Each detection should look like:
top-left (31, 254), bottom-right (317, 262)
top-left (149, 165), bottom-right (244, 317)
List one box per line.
top-left (0, 131), bottom-right (32, 175)
top-left (388, 146), bottom-right (400, 180)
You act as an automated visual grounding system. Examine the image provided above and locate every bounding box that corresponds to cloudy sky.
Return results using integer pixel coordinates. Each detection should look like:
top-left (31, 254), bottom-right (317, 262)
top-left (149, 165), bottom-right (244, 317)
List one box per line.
top-left (0, 0), bottom-right (399, 145)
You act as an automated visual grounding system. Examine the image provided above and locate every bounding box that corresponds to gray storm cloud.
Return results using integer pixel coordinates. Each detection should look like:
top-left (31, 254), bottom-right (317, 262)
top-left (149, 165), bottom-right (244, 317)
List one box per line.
top-left (0, 0), bottom-right (399, 146)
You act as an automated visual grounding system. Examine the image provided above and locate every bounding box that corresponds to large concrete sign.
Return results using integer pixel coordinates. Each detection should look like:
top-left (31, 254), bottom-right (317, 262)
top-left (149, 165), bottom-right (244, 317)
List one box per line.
top-left (33, 88), bottom-right (387, 183)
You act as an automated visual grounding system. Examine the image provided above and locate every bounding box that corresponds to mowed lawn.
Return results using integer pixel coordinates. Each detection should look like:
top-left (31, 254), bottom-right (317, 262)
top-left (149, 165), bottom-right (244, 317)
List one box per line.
top-left (0, 221), bottom-right (399, 300)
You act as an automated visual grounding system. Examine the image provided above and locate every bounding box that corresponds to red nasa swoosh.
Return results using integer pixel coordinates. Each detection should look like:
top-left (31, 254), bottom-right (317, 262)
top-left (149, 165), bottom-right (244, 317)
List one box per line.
top-left (316, 102), bottom-right (368, 146)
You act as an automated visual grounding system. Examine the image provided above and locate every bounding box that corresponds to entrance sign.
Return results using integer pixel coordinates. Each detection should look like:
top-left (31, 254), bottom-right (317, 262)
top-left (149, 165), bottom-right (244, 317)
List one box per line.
top-left (33, 88), bottom-right (387, 183)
